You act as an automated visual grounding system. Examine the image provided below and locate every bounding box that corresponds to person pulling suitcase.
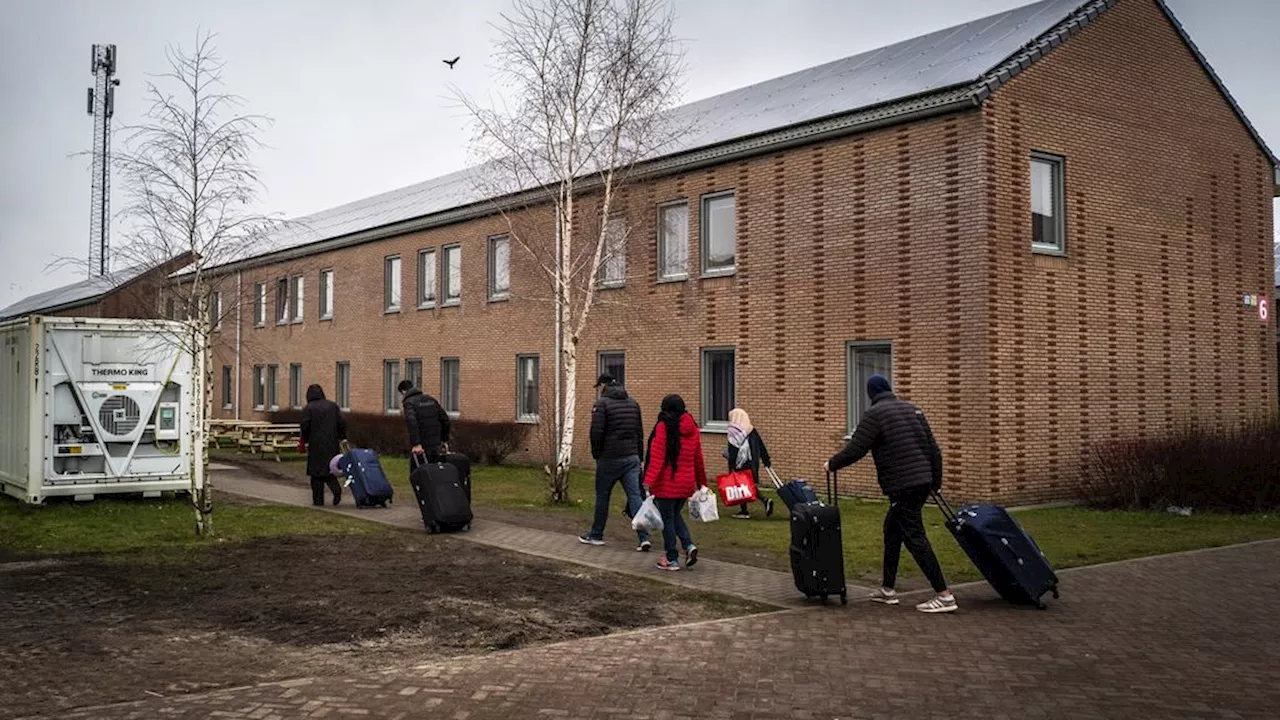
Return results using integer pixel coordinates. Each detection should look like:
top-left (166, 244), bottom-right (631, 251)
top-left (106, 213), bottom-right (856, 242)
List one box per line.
top-left (825, 375), bottom-right (956, 614)
top-left (398, 380), bottom-right (451, 463)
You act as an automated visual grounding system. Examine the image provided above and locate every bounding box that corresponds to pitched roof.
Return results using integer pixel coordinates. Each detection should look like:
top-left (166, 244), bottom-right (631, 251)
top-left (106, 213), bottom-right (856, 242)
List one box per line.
top-left (208, 0), bottom-right (1273, 274)
top-left (0, 257), bottom-right (185, 321)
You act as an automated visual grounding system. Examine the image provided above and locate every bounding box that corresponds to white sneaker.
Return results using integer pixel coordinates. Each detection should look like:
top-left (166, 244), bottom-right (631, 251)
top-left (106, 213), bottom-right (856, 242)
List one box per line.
top-left (869, 588), bottom-right (899, 605)
top-left (915, 595), bottom-right (958, 614)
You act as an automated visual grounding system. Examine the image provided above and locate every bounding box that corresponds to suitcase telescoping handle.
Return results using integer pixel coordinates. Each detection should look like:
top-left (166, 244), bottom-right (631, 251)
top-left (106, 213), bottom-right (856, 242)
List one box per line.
top-left (931, 489), bottom-right (957, 523)
top-left (764, 465), bottom-right (784, 490)
top-left (826, 469), bottom-right (837, 505)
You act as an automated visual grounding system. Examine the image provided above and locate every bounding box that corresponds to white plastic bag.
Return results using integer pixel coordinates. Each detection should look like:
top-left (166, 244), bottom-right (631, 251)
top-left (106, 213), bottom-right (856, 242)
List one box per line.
top-left (689, 487), bottom-right (720, 522)
top-left (631, 495), bottom-right (664, 533)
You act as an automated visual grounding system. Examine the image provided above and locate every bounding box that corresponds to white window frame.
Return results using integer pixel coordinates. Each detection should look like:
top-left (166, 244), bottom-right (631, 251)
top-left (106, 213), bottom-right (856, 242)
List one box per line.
top-left (700, 191), bottom-right (737, 277)
top-left (699, 346), bottom-right (735, 432)
top-left (440, 357), bottom-right (461, 417)
top-left (252, 365), bottom-right (265, 410)
top-left (290, 276), bottom-right (304, 323)
top-left (598, 350), bottom-right (626, 388)
top-left (1030, 152), bottom-right (1066, 255)
top-left (275, 278), bottom-right (290, 325)
top-left (335, 361), bottom-right (351, 411)
top-left (442, 244), bottom-right (462, 307)
top-left (488, 235), bottom-right (511, 301)
top-left (383, 360), bottom-right (402, 414)
top-left (404, 358), bottom-right (423, 392)
top-left (846, 342), bottom-right (894, 437)
top-left (516, 354), bottom-right (540, 423)
top-left (600, 215), bottom-right (626, 288)
top-left (266, 364), bottom-right (279, 411)
top-left (657, 201), bottom-right (689, 282)
top-left (254, 282), bottom-right (266, 327)
top-left (417, 249), bottom-right (437, 309)
top-left (221, 365), bottom-right (233, 410)
top-left (288, 363), bottom-right (303, 409)
top-left (319, 269), bottom-right (334, 320)
top-left (384, 255), bottom-right (402, 313)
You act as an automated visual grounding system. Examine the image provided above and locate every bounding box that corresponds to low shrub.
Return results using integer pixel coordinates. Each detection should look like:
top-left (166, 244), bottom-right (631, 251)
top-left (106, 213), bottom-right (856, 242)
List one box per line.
top-left (270, 410), bottom-right (531, 465)
top-left (1079, 419), bottom-right (1280, 513)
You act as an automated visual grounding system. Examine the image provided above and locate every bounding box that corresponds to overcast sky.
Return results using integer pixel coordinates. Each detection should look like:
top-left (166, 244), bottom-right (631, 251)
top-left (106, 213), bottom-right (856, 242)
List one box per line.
top-left (0, 0), bottom-right (1275, 309)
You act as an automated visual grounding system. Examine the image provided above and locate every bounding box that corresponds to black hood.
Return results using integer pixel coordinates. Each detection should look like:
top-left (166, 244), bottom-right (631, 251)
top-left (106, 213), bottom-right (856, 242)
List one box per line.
top-left (306, 384), bottom-right (326, 403)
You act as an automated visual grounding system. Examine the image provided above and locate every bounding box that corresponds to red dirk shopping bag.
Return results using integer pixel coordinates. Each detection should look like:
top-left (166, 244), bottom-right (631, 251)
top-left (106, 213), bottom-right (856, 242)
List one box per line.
top-left (716, 470), bottom-right (758, 507)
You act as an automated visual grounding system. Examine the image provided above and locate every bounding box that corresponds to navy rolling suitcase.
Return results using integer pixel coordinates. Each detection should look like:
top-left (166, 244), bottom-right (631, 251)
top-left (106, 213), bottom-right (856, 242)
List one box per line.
top-left (409, 454), bottom-right (473, 534)
top-left (934, 491), bottom-right (1059, 609)
top-left (336, 442), bottom-right (394, 508)
top-left (765, 467), bottom-right (819, 511)
top-left (788, 471), bottom-right (847, 605)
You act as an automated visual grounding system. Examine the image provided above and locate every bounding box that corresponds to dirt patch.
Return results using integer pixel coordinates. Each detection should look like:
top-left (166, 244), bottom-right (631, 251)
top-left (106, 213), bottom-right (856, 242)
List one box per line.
top-left (0, 534), bottom-right (767, 719)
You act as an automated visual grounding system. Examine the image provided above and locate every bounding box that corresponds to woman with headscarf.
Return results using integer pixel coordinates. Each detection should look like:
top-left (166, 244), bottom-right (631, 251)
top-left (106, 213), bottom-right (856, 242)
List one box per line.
top-left (724, 408), bottom-right (776, 519)
top-left (642, 394), bottom-right (707, 571)
top-left (300, 384), bottom-right (347, 506)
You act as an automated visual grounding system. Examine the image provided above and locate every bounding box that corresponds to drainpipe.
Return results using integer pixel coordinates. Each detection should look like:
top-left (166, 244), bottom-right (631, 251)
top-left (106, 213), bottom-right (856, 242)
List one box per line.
top-left (234, 270), bottom-right (242, 420)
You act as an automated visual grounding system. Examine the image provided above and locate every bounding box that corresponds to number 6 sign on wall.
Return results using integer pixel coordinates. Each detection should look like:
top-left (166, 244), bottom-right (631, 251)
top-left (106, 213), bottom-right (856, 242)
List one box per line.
top-left (1261, 297), bottom-right (1270, 324)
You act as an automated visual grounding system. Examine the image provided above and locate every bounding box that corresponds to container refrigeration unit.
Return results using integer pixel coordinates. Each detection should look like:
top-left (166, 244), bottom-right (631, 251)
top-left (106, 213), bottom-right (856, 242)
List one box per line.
top-left (0, 315), bottom-right (202, 504)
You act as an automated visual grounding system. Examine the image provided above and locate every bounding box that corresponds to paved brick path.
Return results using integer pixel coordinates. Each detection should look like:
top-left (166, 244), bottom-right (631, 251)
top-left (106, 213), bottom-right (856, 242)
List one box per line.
top-left (40, 538), bottom-right (1280, 719)
top-left (217, 469), bottom-right (853, 607)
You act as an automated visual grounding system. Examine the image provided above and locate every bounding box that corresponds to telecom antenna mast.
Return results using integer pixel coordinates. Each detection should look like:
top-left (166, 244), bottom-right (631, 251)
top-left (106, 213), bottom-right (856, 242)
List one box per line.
top-left (86, 44), bottom-right (119, 278)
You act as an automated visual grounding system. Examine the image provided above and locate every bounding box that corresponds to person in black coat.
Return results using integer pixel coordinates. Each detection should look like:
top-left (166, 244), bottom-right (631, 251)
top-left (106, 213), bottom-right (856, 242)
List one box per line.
top-left (398, 380), bottom-right (451, 462)
top-left (300, 384), bottom-right (347, 506)
top-left (825, 375), bottom-right (954, 614)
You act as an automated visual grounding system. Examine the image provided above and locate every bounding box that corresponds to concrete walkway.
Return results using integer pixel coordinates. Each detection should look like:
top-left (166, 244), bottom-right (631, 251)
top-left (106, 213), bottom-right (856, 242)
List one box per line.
top-left (215, 468), bottom-right (866, 608)
top-left (41, 537), bottom-right (1280, 719)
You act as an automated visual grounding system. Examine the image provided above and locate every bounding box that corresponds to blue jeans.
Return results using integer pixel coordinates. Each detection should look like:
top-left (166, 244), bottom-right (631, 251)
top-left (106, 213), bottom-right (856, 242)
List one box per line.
top-left (656, 497), bottom-right (694, 562)
top-left (588, 455), bottom-right (648, 544)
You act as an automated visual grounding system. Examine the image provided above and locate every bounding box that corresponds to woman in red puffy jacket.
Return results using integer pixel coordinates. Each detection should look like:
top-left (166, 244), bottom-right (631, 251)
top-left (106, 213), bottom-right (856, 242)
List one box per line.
top-left (642, 394), bottom-right (707, 571)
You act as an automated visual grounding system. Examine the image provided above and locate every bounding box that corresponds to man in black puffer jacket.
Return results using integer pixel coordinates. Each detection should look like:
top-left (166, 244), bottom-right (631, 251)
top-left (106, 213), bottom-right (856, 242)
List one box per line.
top-left (579, 374), bottom-right (649, 550)
top-left (826, 375), bottom-right (955, 614)
top-left (398, 380), bottom-right (451, 462)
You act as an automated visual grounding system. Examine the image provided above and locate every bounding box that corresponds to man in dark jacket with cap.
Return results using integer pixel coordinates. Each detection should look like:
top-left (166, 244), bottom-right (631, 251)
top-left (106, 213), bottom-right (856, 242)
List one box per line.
top-left (579, 374), bottom-right (649, 550)
top-left (825, 375), bottom-right (955, 613)
top-left (398, 380), bottom-right (451, 462)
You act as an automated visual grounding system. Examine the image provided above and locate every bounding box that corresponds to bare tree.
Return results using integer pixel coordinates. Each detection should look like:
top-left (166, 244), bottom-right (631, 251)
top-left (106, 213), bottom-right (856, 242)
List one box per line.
top-left (456, 0), bottom-right (684, 503)
top-left (109, 32), bottom-right (278, 536)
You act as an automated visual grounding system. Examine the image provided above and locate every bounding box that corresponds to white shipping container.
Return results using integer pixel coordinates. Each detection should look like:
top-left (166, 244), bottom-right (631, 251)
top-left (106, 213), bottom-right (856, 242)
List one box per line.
top-left (0, 315), bottom-right (202, 504)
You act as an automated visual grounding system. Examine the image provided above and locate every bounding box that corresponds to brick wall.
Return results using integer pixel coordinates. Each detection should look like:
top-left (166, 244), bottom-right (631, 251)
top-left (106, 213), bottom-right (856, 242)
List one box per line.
top-left (209, 0), bottom-right (1275, 504)
top-left (979, 0), bottom-right (1277, 503)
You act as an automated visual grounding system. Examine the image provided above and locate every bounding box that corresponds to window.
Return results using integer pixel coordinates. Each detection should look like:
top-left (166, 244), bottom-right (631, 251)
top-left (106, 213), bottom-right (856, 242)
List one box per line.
top-left (488, 236), bottom-right (510, 300)
top-left (700, 347), bottom-right (735, 430)
top-left (384, 255), bottom-right (402, 312)
top-left (289, 363), bottom-right (303, 409)
top-left (254, 282), bottom-right (266, 326)
top-left (209, 291), bottom-right (222, 329)
top-left (335, 362), bottom-right (351, 410)
top-left (701, 192), bottom-right (736, 276)
top-left (221, 365), bottom-right (233, 409)
top-left (165, 296), bottom-right (177, 321)
top-left (601, 216), bottom-right (626, 287)
top-left (290, 276), bottom-right (304, 322)
top-left (516, 355), bottom-right (540, 422)
top-left (266, 364), bottom-right (279, 410)
top-left (1031, 153), bottom-right (1065, 253)
top-left (252, 365), bottom-right (265, 409)
top-left (658, 202), bottom-right (689, 281)
top-left (383, 360), bottom-right (401, 413)
top-left (442, 245), bottom-right (461, 305)
top-left (847, 343), bottom-right (893, 435)
top-left (275, 278), bottom-right (289, 324)
top-left (417, 249), bottom-right (436, 308)
top-left (319, 269), bottom-right (334, 320)
top-left (598, 351), bottom-right (626, 387)
top-left (405, 359), bottom-right (423, 391)
top-left (440, 357), bottom-right (460, 415)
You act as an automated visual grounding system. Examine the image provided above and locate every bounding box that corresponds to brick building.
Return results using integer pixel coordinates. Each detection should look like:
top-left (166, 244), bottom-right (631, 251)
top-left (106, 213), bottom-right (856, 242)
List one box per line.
top-left (0, 254), bottom-right (195, 322)
top-left (203, 0), bottom-right (1277, 504)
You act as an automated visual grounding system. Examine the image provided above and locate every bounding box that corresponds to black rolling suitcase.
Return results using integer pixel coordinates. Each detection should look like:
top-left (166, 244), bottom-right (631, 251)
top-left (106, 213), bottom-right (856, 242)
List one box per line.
top-left (934, 491), bottom-right (1059, 609)
top-left (409, 454), bottom-right (473, 534)
top-left (789, 470), bottom-right (847, 605)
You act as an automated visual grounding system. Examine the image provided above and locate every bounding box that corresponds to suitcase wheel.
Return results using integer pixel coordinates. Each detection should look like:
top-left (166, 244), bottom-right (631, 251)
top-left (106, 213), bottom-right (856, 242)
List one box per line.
top-left (1051, 585), bottom-right (1060, 599)
top-left (840, 592), bottom-right (848, 606)
top-left (820, 594), bottom-right (828, 605)
top-left (379, 501), bottom-right (388, 508)
top-left (425, 522), bottom-right (437, 534)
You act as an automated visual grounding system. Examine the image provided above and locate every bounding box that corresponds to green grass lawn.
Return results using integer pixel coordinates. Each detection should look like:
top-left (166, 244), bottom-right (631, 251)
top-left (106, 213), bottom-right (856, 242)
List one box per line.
top-left (0, 492), bottom-right (385, 558)
top-left (211, 451), bottom-right (1280, 586)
